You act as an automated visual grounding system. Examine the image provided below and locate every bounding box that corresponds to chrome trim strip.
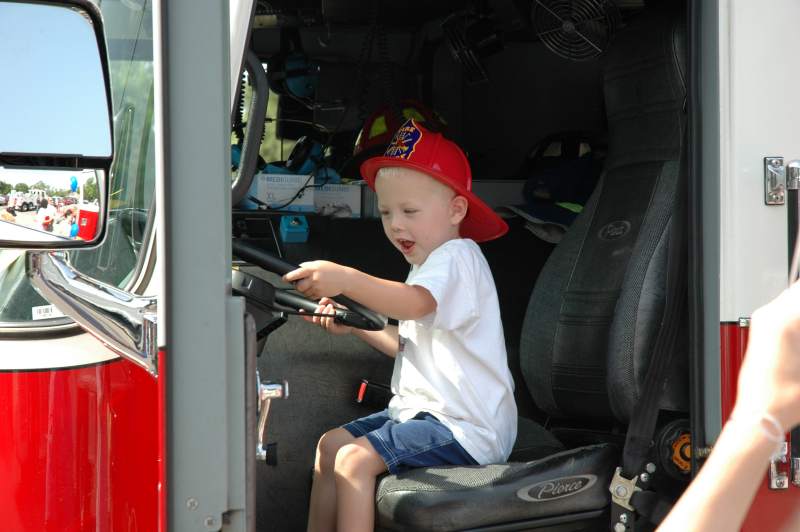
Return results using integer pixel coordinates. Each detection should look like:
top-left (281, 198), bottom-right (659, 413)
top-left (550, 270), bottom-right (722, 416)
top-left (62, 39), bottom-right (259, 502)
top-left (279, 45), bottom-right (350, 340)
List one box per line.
top-left (27, 251), bottom-right (158, 376)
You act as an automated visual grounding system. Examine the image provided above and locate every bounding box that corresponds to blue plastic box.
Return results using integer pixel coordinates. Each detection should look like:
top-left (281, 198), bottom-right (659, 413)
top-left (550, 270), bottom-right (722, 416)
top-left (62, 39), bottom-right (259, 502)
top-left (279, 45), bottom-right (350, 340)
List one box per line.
top-left (279, 215), bottom-right (309, 243)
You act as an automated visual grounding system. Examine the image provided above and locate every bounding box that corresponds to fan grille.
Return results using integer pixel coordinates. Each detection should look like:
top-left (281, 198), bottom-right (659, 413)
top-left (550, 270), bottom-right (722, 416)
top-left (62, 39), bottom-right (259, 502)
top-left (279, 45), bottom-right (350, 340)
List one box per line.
top-left (532, 0), bottom-right (620, 61)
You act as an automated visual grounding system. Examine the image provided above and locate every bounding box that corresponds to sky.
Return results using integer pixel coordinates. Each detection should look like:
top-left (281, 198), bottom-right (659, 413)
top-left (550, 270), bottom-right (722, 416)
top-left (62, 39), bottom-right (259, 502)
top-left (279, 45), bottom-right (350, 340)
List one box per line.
top-left (1, 3), bottom-right (111, 158)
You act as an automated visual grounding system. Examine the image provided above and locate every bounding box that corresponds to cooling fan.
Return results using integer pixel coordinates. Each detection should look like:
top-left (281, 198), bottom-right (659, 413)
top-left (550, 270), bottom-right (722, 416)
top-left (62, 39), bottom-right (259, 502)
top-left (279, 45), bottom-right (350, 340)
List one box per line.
top-left (532, 0), bottom-right (620, 61)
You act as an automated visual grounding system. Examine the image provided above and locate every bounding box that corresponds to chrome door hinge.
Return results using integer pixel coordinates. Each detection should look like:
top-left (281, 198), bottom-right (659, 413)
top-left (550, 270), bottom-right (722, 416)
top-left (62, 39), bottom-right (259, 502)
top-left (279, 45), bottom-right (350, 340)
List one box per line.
top-left (769, 442), bottom-right (790, 490)
top-left (765, 156), bottom-right (786, 205)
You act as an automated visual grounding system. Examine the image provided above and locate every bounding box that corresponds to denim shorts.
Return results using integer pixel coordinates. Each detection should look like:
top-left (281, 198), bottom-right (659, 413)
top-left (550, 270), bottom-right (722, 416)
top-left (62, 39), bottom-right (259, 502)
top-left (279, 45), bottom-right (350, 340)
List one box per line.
top-left (342, 409), bottom-right (478, 474)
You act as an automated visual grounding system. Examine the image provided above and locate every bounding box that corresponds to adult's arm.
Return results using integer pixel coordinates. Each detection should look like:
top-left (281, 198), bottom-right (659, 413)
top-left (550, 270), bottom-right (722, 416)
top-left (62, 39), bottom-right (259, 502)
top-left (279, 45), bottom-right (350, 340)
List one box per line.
top-left (656, 418), bottom-right (779, 531)
top-left (658, 282), bottom-right (800, 531)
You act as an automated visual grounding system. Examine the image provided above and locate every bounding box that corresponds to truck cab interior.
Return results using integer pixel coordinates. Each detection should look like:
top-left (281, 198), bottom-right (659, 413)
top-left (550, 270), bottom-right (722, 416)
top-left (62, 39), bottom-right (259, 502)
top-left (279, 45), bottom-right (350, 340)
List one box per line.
top-left (231, 0), bottom-right (692, 530)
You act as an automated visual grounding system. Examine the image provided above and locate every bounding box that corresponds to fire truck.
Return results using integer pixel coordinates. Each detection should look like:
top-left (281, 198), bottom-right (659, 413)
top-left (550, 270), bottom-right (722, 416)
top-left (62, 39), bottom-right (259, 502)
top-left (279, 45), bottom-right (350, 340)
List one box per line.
top-left (8, 188), bottom-right (46, 212)
top-left (1, 0), bottom-right (798, 531)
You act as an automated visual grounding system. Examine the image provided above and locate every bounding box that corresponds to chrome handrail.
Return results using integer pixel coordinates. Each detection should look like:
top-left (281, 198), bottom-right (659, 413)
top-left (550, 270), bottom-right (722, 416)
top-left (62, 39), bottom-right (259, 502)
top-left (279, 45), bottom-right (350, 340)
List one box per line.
top-left (27, 251), bottom-right (158, 376)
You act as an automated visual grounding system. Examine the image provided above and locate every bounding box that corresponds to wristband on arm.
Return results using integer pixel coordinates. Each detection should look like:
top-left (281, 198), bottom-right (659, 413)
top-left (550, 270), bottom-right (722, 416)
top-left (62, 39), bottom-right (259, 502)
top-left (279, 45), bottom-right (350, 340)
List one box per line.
top-left (729, 410), bottom-right (785, 457)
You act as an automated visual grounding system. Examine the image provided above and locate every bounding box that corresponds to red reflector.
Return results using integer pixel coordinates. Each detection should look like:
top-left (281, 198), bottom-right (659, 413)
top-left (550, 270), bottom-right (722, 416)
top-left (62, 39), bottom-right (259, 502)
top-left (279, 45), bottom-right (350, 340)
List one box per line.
top-left (357, 380), bottom-right (367, 403)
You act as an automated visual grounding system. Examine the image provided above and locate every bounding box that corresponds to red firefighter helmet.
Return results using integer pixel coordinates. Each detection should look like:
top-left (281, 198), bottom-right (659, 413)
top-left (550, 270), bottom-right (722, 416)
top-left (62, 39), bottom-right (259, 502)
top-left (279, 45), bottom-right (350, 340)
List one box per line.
top-left (361, 119), bottom-right (508, 243)
top-left (342, 99), bottom-right (446, 180)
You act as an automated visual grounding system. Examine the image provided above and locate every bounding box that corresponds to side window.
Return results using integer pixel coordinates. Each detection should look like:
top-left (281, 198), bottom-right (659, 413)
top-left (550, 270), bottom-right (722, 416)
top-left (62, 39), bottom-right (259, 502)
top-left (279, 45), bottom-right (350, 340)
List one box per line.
top-left (0, 0), bottom-right (155, 326)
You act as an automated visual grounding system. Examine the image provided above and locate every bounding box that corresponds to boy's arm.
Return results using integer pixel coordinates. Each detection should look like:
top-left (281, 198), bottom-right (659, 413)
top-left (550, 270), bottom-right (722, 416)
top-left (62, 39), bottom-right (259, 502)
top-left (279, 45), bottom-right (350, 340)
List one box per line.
top-left (353, 324), bottom-right (399, 358)
top-left (284, 261), bottom-right (436, 320)
top-left (344, 270), bottom-right (435, 320)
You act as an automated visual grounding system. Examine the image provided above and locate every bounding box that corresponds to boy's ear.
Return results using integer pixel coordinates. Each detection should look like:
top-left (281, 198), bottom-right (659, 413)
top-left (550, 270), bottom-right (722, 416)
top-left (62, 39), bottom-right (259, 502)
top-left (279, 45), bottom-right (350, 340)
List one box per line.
top-left (450, 195), bottom-right (468, 225)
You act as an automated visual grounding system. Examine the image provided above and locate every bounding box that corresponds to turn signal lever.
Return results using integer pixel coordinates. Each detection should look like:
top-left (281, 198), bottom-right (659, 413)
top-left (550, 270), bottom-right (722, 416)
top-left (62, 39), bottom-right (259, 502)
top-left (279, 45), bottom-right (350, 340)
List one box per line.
top-left (273, 289), bottom-right (379, 330)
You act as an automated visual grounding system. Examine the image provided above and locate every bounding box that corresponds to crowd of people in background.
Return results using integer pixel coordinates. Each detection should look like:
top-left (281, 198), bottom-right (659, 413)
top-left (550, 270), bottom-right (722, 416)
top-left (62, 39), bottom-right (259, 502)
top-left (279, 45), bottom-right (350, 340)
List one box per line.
top-left (1, 195), bottom-right (79, 238)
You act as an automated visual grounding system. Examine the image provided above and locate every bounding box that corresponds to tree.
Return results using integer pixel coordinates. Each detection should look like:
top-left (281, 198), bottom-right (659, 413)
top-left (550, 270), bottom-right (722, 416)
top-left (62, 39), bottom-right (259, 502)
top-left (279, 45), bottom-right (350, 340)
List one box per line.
top-left (31, 181), bottom-right (51, 194)
top-left (14, 183), bottom-right (29, 193)
top-left (0, 181), bottom-right (11, 195)
top-left (84, 177), bottom-right (98, 202)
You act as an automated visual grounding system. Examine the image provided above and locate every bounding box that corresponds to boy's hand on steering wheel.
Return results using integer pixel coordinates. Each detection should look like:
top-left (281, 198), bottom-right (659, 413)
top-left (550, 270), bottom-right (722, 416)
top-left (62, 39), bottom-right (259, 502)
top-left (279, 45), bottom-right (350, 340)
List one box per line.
top-left (301, 297), bottom-right (352, 336)
top-left (283, 260), bottom-right (353, 300)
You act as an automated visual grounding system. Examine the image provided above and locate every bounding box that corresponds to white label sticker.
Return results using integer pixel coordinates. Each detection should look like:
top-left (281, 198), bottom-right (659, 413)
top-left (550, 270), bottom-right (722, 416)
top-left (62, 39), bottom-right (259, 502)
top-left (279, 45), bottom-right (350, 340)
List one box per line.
top-left (31, 304), bottom-right (65, 320)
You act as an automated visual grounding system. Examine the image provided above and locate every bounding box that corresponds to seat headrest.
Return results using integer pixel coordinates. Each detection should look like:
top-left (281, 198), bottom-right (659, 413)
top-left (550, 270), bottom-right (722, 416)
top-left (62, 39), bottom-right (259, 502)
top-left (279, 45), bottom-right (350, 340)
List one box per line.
top-left (602, 5), bottom-right (686, 171)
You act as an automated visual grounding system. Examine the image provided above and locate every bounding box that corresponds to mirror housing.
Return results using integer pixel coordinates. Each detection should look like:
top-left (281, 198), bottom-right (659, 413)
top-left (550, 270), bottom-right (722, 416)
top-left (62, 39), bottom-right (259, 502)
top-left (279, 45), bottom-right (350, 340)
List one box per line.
top-left (0, 0), bottom-right (113, 249)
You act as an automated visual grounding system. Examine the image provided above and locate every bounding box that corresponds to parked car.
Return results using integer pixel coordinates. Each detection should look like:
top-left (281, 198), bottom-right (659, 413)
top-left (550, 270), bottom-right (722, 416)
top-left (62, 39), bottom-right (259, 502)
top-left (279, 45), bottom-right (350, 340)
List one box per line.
top-left (0, 194), bottom-right (7, 206)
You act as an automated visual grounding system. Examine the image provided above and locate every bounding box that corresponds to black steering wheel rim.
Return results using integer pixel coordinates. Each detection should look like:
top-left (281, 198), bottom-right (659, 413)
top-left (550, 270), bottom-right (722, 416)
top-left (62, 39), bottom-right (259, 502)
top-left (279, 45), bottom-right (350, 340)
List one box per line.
top-left (232, 239), bottom-right (386, 331)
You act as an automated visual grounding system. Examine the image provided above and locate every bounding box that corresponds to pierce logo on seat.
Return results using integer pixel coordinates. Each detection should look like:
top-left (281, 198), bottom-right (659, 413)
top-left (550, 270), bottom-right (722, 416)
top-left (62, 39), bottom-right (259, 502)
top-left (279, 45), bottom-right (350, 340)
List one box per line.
top-left (384, 119), bottom-right (423, 160)
top-left (598, 220), bottom-right (631, 241)
top-left (516, 474), bottom-right (597, 502)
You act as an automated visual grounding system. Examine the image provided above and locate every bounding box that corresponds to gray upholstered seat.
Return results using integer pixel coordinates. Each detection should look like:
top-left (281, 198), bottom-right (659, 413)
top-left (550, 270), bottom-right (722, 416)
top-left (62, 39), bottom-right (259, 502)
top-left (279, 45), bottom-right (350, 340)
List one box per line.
top-left (376, 5), bottom-right (688, 531)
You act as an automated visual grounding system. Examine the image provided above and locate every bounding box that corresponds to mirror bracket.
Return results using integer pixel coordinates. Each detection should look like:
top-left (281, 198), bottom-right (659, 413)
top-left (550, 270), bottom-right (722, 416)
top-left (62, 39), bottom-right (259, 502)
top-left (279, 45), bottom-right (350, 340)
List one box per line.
top-left (27, 251), bottom-right (158, 376)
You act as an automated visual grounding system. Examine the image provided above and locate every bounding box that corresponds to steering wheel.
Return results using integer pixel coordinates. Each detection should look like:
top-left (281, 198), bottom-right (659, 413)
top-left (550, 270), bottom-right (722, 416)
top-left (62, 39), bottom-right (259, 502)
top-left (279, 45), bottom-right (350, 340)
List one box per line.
top-left (232, 239), bottom-right (386, 331)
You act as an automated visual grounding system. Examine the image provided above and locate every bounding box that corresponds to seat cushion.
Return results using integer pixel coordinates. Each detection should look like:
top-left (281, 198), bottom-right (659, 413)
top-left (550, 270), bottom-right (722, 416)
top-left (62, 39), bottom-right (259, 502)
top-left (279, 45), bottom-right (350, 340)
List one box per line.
top-left (376, 443), bottom-right (618, 532)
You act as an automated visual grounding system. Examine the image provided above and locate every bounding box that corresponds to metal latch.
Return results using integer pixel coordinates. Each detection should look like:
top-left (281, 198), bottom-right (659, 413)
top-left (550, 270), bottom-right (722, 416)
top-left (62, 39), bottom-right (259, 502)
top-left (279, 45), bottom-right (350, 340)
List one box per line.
top-left (257, 379), bottom-right (289, 463)
top-left (609, 467), bottom-right (642, 511)
top-left (765, 156), bottom-right (786, 205)
top-left (769, 442), bottom-right (789, 490)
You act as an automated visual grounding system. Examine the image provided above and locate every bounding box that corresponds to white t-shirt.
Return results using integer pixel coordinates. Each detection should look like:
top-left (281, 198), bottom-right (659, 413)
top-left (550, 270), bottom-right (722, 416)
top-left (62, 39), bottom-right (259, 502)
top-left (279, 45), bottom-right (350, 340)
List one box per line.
top-left (387, 238), bottom-right (518, 465)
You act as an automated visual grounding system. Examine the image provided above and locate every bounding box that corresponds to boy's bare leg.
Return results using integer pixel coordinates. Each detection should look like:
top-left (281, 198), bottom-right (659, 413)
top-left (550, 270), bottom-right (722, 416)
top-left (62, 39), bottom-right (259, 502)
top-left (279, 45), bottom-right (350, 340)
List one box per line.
top-left (334, 437), bottom-right (388, 532)
top-left (307, 428), bottom-right (356, 532)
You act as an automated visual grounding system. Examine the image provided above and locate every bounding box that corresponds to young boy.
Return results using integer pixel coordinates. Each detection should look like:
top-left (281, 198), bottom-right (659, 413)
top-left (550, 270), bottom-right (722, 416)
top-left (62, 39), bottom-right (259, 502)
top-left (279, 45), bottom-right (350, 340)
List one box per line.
top-left (284, 119), bottom-right (517, 532)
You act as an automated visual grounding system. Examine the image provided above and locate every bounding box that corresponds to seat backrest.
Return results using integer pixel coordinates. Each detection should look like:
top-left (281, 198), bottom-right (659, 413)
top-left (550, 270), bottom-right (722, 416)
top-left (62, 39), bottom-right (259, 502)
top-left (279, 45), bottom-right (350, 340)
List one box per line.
top-left (519, 4), bottom-right (687, 423)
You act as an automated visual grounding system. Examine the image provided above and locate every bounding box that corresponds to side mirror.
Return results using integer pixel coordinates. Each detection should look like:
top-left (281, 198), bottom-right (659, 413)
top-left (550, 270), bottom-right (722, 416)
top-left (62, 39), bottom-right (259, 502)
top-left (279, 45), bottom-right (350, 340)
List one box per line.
top-left (0, 0), bottom-right (113, 248)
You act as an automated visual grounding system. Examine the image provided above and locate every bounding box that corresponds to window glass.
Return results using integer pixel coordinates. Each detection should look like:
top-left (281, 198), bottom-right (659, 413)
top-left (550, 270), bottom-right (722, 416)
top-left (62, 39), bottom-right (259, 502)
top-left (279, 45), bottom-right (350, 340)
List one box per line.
top-left (0, 0), bottom-right (155, 325)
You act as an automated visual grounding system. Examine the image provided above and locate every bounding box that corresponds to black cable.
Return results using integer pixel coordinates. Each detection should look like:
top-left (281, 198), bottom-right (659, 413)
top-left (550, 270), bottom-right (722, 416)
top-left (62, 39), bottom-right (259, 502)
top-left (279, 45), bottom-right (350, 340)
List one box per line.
top-left (233, 70), bottom-right (248, 144)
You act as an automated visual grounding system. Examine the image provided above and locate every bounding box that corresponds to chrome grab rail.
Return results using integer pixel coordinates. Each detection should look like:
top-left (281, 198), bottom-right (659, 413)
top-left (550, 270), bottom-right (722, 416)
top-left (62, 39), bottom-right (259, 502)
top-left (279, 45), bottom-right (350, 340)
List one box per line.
top-left (27, 251), bottom-right (159, 376)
